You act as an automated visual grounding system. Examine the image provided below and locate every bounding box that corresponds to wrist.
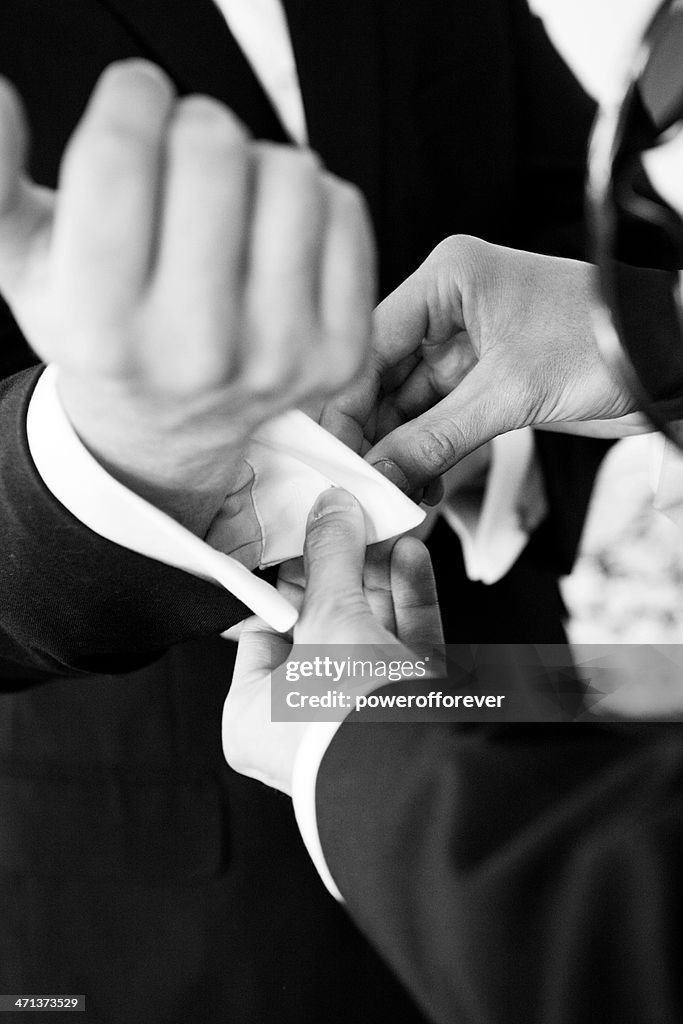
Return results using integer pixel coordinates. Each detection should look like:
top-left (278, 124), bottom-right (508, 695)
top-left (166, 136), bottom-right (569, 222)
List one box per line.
top-left (57, 372), bottom-right (251, 535)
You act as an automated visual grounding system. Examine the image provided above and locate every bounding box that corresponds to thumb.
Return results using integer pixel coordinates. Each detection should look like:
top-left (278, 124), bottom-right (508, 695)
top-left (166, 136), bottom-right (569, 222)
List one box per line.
top-left (367, 361), bottom-right (512, 491)
top-left (299, 487), bottom-right (368, 632)
top-left (0, 78), bottom-right (51, 293)
top-left (232, 617), bottom-right (287, 688)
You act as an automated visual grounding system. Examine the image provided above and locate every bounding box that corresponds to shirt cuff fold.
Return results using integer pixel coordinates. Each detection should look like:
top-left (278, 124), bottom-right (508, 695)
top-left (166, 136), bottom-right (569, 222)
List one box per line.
top-left (25, 366), bottom-right (424, 632)
top-left (25, 365), bottom-right (299, 632)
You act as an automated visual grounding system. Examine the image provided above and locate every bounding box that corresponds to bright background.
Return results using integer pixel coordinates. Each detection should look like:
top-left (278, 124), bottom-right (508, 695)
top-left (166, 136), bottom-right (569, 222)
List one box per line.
top-left (529, 0), bottom-right (660, 102)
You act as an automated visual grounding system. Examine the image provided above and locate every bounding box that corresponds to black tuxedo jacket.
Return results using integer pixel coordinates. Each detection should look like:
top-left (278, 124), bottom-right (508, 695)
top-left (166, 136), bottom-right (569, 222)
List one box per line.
top-left (317, 710), bottom-right (683, 1024)
top-left (0, 3), bottom-right (606, 1022)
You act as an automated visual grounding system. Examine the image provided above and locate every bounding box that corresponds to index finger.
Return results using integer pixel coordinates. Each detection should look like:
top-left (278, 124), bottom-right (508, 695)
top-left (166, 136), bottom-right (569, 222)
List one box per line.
top-left (374, 251), bottom-right (467, 386)
top-left (364, 362), bottom-right (500, 490)
top-left (373, 270), bottom-right (431, 374)
top-left (319, 265), bottom-right (440, 452)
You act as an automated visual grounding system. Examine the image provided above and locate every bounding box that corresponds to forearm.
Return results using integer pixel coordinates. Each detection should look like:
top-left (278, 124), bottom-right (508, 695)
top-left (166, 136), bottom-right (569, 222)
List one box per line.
top-left (57, 371), bottom-right (253, 537)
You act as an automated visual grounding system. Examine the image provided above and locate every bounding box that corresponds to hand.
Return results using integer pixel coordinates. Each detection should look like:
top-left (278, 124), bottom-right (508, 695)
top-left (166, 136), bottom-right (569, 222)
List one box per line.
top-left (322, 234), bottom-right (646, 496)
top-left (222, 487), bottom-right (443, 794)
top-left (0, 61), bottom-right (375, 543)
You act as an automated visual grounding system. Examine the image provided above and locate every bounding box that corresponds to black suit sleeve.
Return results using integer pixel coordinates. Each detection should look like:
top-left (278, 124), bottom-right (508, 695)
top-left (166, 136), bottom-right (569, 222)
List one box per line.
top-left (505, 0), bottom-right (613, 574)
top-left (316, 703), bottom-right (683, 1024)
top-left (0, 363), bottom-right (250, 686)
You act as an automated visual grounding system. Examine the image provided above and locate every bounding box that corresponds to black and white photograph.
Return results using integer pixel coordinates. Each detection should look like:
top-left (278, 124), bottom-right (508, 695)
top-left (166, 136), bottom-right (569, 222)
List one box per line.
top-left (1, 0), bottom-right (682, 1021)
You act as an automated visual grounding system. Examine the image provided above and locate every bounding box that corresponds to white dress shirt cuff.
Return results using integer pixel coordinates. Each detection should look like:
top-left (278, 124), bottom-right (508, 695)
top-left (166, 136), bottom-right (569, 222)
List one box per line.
top-left (291, 720), bottom-right (346, 902)
top-left (26, 367), bottom-right (301, 631)
top-left (25, 366), bottom-right (423, 632)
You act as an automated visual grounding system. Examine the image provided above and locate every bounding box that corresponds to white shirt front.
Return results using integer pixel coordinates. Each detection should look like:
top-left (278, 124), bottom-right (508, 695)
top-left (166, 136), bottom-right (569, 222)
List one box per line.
top-left (212, 0), bottom-right (307, 145)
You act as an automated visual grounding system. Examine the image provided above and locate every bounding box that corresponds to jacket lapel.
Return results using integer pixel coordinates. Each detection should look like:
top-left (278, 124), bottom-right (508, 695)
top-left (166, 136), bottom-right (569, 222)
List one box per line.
top-left (282, 0), bottom-right (382, 214)
top-left (96, 0), bottom-right (382, 213)
top-left (95, 0), bottom-right (289, 142)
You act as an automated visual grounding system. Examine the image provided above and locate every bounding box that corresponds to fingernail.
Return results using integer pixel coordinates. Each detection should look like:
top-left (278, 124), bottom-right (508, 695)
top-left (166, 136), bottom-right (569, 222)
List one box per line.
top-left (422, 479), bottom-right (445, 507)
top-left (311, 487), bottom-right (358, 520)
top-left (371, 459), bottom-right (409, 493)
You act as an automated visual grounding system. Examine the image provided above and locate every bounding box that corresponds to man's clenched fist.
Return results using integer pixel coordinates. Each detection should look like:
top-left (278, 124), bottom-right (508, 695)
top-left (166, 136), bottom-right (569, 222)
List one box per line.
top-left (0, 60), bottom-right (375, 537)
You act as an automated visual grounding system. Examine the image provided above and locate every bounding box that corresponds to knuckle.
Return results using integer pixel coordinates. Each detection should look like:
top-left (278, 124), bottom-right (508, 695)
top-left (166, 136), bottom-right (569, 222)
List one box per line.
top-left (323, 342), bottom-right (367, 391)
top-left (241, 339), bottom-right (297, 395)
top-left (100, 59), bottom-right (171, 91)
top-left (64, 66), bottom-right (174, 179)
top-left (141, 364), bottom-right (210, 398)
top-left (432, 233), bottom-right (475, 258)
top-left (414, 425), bottom-right (461, 474)
top-left (428, 233), bottom-right (483, 275)
top-left (306, 513), bottom-right (356, 553)
top-left (292, 146), bottom-right (323, 174)
top-left (172, 95), bottom-right (249, 149)
top-left (256, 141), bottom-right (321, 180)
top-left (427, 236), bottom-right (458, 270)
top-left (183, 347), bottom-right (227, 392)
top-left (325, 173), bottom-right (365, 212)
top-left (324, 175), bottom-right (374, 241)
top-left (274, 355), bottom-right (305, 392)
top-left (243, 367), bottom-right (282, 398)
top-left (249, 313), bottom-right (313, 365)
top-left (303, 599), bottom-right (366, 640)
top-left (137, 326), bottom-right (230, 397)
top-left (94, 60), bottom-right (174, 127)
top-left (91, 122), bottom-right (152, 159)
top-left (67, 118), bottom-right (156, 177)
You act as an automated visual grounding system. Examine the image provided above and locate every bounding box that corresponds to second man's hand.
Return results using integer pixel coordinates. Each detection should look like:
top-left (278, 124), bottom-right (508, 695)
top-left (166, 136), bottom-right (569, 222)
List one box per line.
top-left (0, 60), bottom-right (375, 549)
top-left (223, 487), bottom-right (443, 795)
top-left (323, 234), bottom-right (646, 497)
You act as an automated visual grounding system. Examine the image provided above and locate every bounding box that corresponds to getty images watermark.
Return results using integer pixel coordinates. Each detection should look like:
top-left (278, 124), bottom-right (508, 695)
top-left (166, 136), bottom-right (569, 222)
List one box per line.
top-left (282, 651), bottom-right (503, 714)
top-left (270, 645), bottom-right (683, 722)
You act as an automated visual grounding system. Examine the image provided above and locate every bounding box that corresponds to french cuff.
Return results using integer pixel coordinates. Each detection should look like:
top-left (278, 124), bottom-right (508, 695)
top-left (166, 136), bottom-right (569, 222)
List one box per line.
top-left (206, 412), bottom-right (424, 566)
top-left (25, 366), bottom-right (424, 633)
top-left (442, 428), bottom-right (548, 583)
top-left (26, 366), bottom-right (299, 631)
top-left (651, 434), bottom-right (683, 528)
top-left (292, 720), bottom-right (346, 902)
